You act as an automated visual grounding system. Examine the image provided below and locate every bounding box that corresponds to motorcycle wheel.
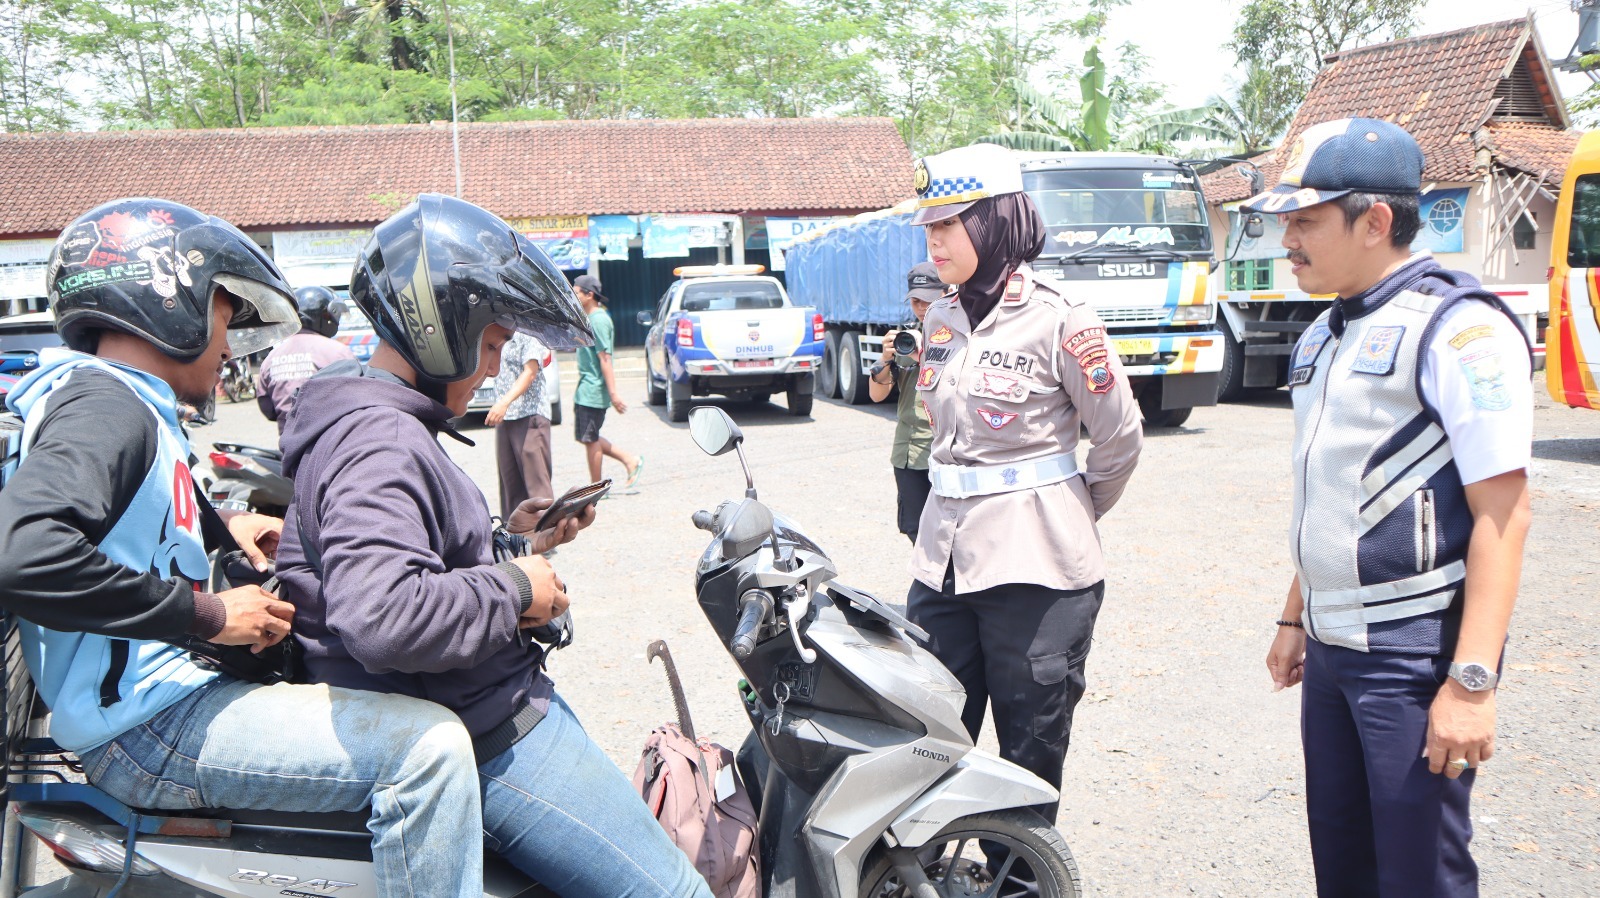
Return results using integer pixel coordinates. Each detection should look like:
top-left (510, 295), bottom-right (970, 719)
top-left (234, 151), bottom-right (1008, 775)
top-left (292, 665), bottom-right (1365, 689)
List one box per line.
top-left (221, 375), bottom-right (242, 403)
top-left (859, 809), bottom-right (1082, 898)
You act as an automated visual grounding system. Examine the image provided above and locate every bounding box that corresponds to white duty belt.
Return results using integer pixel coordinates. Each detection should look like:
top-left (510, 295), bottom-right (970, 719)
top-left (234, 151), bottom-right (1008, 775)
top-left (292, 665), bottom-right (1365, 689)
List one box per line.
top-left (929, 453), bottom-right (1079, 499)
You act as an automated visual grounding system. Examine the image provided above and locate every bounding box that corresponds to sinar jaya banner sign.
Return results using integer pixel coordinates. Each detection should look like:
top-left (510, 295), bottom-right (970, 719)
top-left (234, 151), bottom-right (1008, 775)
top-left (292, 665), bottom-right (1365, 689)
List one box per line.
top-left (508, 216), bottom-right (590, 270)
top-left (0, 239), bottom-right (55, 301)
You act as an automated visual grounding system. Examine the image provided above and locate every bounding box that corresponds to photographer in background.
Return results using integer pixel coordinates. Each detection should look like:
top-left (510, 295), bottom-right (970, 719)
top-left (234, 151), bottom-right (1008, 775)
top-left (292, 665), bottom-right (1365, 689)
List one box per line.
top-left (868, 261), bottom-right (944, 543)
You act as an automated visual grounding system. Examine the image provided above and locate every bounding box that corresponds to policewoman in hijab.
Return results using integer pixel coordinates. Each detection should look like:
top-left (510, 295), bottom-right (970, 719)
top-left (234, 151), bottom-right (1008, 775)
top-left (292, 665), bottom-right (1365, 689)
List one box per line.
top-left (906, 143), bottom-right (1143, 819)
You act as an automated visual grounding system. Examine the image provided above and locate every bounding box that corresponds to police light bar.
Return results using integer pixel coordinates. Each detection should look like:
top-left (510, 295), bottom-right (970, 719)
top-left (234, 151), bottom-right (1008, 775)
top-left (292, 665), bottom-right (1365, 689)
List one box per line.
top-left (673, 264), bottom-right (765, 278)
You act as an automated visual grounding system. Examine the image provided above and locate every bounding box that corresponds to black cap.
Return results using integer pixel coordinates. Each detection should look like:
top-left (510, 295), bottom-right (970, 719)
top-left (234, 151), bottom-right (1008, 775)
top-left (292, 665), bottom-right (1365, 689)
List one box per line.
top-left (573, 274), bottom-right (606, 305)
top-left (906, 261), bottom-right (945, 303)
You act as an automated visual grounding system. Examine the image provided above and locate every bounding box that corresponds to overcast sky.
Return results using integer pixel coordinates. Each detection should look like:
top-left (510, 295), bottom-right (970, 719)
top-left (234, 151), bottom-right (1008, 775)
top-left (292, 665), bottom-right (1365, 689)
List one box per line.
top-left (1102, 0), bottom-right (1590, 110)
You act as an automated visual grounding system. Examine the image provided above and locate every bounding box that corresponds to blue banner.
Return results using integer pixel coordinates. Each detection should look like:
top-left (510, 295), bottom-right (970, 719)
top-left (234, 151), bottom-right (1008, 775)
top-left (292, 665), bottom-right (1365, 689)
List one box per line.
top-left (643, 218), bottom-right (691, 259)
top-left (1413, 188), bottom-right (1468, 255)
top-left (590, 215), bottom-right (638, 261)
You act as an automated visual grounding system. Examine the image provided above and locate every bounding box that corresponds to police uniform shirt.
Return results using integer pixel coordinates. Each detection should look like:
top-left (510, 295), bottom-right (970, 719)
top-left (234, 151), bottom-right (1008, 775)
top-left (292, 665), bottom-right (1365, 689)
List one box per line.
top-left (911, 266), bottom-right (1143, 594)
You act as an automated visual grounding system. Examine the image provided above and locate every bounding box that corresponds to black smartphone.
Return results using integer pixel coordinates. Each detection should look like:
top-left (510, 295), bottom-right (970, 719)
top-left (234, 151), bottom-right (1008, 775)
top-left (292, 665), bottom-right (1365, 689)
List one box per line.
top-left (534, 479), bottom-right (612, 531)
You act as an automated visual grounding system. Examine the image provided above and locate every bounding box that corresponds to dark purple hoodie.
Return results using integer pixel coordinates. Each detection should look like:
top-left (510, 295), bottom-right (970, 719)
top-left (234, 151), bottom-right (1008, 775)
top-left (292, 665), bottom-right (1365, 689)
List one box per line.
top-left (278, 362), bottom-right (551, 738)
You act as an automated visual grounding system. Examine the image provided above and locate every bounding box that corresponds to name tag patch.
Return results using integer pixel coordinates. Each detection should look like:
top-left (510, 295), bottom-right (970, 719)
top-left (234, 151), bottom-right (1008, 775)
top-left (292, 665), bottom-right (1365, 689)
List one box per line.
top-left (1459, 348), bottom-right (1511, 410)
top-left (976, 407), bottom-right (1018, 430)
top-left (971, 370), bottom-right (1026, 401)
top-left (1289, 365), bottom-right (1314, 387)
top-left (1351, 325), bottom-right (1404, 376)
top-left (976, 349), bottom-right (1037, 377)
top-left (922, 345), bottom-right (952, 364)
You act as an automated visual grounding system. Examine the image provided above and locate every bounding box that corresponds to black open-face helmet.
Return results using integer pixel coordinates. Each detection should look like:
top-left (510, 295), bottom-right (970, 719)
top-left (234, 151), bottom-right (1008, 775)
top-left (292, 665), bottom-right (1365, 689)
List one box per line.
top-left (349, 194), bottom-right (592, 385)
top-left (293, 285), bottom-right (346, 338)
top-left (48, 198), bottom-right (300, 359)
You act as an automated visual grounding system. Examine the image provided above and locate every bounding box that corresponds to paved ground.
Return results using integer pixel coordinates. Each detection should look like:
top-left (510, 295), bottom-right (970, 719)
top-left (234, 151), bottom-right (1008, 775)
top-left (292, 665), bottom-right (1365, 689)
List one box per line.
top-left (36, 352), bottom-right (1600, 895)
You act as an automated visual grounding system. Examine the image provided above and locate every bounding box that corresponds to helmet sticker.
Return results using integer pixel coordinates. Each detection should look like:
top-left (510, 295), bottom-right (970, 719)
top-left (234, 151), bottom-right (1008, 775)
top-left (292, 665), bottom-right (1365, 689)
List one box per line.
top-left (137, 243), bottom-right (193, 299)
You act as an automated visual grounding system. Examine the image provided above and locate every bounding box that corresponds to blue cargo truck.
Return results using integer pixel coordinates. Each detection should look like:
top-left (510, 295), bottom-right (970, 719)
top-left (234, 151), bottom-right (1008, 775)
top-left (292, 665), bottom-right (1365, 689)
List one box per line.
top-left (787, 152), bottom-right (1226, 426)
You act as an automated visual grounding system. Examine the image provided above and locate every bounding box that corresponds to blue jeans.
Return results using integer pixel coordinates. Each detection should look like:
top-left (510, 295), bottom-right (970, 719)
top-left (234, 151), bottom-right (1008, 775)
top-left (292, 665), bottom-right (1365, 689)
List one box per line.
top-left (480, 693), bottom-right (712, 898)
top-left (1302, 640), bottom-right (1478, 897)
top-left (78, 677), bottom-right (483, 898)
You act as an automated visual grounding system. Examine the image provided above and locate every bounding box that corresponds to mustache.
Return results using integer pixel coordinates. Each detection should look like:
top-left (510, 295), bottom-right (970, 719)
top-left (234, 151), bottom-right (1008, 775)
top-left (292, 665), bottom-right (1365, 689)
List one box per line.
top-left (1288, 251), bottom-right (1311, 266)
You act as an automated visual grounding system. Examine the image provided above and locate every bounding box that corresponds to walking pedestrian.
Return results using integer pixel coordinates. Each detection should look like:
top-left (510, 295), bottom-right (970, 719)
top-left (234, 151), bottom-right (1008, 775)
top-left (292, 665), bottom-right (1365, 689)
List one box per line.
top-left (571, 274), bottom-right (642, 487)
top-left (488, 332), bottom-right (554, 518)
top-left (867, 261), bottom-right (944, 543)
top-left (1254, 118), bottom-right (1533, 897)
top-left (905, 143), bottom-right (1143, 824)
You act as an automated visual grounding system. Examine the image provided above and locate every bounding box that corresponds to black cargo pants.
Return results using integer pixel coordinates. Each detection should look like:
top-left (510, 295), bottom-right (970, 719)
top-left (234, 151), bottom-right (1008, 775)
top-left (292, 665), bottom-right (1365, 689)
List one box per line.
top-left (907, 566), bottom-right (1105, 823)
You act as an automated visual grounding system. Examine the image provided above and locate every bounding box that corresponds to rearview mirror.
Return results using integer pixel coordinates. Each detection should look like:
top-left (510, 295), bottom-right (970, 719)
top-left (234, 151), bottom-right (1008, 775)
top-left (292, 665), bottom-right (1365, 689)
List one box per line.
top-left (689, 406), bottom-right (743, 457)
top-left (637, 310), bottom-right (655, 327)
top-left (1244, 215), bottom-right (1264, 239)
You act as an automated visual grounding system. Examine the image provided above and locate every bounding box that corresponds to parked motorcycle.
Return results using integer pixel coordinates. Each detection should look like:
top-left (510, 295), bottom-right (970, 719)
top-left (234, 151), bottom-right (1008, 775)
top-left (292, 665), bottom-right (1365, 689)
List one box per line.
top-left (218, 357), bottom-right (254, 403)
top-left (0, 406), bottom-right (1080, 898)
top-left (202, 442), bottom-right (292, 519)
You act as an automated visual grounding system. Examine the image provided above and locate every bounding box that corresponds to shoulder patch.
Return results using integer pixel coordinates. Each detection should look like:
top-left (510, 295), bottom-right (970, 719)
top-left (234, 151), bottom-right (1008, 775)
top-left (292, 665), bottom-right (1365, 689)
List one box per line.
top-left (1063, 326), bottom-right (1107, 359)
top-left (1004, 273), bottom-right (1024, 302)
top-left (1447, 324), bottom-right (1494, 350)
top-left (928, 325), bottom-right (953, 345)
top-left (1459, 348), bottom-right (1511, 411)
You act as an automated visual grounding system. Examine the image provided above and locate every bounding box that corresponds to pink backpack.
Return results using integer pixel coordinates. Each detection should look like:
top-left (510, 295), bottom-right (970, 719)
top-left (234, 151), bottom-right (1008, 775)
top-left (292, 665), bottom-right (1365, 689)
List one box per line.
top-left (632, 642), bottom-right (760, 898)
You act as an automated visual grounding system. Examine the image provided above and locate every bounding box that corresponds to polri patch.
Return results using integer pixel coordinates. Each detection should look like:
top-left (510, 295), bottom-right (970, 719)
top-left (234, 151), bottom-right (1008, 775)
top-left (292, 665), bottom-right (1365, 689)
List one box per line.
top-left (1458, 348), bottom-right (1511, 410)
top-left (1350, 325), bottom-right (1404, 376)
top-left (1086, 359), bottom-right (1114, 393)
top-left (976, 407), bottom-right (1018, 430)
top-left (1448, 325), bottom-right (1494, 350)
top-left (971, 370), bottom-right (1025, 401)
top-left (929, 325), bottom-right (954, 345)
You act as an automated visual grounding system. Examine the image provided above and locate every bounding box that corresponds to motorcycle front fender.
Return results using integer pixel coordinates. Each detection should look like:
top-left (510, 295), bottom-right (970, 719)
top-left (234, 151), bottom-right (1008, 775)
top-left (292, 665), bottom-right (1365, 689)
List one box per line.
top-left (885, 751), bottom-right (1059, 848)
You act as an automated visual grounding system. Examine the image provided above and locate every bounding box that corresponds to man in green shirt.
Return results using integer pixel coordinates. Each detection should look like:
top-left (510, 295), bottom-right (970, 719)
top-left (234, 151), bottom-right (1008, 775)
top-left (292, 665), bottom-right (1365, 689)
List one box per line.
top-left (572, 274), bottom-right (643, 487)
top-left (868, 262), bottom-right (940, 542)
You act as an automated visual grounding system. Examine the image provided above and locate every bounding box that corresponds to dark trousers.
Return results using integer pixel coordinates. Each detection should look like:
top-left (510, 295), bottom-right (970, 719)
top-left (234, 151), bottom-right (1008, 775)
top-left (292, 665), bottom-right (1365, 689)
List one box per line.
top-left (1302, 639), bottom-right (1478, 898)
top-left (892, 465), bottom-right (932, 543)
top-left (907, 568), bottom-right (1105, 821)
top-left (496, 414), bottom-right (553, 519)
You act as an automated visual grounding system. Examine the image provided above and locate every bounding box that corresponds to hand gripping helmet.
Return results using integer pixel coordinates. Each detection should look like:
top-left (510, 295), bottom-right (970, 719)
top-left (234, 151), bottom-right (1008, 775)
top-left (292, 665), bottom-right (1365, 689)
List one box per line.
top-left (48, 198), bottom-right (300, 359)
top-left (349, 194), bottom-right (592, 385)
top-left (292, 285), bottom-right (347, 338)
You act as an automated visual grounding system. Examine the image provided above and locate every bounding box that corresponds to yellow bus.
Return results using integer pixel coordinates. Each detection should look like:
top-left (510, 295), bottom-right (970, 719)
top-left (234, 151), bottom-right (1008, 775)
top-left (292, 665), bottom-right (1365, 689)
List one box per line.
top-left (1549, 130), bottom-right (1600, 409)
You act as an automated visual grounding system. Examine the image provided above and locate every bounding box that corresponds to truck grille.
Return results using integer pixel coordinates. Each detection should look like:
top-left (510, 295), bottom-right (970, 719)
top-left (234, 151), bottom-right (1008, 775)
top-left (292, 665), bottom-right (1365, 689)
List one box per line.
top-left (1096, 306), bottom-right (1167, 328)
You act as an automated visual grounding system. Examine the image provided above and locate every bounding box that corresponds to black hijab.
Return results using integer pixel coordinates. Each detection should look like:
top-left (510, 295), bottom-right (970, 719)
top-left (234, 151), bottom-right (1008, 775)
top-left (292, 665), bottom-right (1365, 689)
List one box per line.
top-left (957, 192), bottom-right (1046, 328)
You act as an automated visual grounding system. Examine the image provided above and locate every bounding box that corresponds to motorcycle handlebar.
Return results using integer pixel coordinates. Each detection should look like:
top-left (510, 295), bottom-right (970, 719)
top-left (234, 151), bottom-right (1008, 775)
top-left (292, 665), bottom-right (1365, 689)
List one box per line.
top-left (692, 509), bottom-right (718, 533)
top-left (731, 590), bottom-right (773, 659)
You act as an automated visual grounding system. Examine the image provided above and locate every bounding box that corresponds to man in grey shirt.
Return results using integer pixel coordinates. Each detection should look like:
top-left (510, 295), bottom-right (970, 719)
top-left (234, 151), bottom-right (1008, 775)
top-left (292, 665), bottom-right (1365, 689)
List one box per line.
top-left (488, 331), bottom-right (554, 518)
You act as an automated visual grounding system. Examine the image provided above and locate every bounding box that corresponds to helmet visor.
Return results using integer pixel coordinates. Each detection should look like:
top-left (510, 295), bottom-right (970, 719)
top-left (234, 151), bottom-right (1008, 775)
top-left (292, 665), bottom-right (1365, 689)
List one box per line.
top-left (491, 234), bottom-right (594, 351)
top-left (214, 272), bottom-right (301, 356)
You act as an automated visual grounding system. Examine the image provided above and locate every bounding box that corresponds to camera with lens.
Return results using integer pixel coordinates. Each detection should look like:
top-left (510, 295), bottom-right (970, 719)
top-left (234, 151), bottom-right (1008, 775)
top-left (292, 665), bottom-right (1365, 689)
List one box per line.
top-left (891, 329), bottom-right (922, 368)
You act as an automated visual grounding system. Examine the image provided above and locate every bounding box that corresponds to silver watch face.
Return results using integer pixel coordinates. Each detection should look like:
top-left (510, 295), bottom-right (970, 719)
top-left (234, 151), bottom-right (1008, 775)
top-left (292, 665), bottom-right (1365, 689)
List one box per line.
top-left (1456, 663), bottom-right (1492, 691)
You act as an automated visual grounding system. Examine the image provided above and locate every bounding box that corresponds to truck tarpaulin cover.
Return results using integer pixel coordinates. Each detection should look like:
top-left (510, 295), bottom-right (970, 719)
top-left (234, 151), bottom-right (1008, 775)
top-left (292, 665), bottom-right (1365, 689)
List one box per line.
top-left (785, 213), bottom-right (928, 327)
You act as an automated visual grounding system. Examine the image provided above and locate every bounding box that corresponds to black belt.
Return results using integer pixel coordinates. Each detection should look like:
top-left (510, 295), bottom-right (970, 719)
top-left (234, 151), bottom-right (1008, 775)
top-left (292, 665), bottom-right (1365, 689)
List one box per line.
top-left (473, 699), bottom-right (546, 762)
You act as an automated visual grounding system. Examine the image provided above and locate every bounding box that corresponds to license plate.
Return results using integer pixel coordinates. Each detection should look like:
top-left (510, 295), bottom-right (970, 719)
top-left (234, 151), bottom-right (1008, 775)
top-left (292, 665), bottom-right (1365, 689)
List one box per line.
top-left (733, 359), bottom-right (774, 369)
top-left (1114, 338), bottom-right (1154, 356)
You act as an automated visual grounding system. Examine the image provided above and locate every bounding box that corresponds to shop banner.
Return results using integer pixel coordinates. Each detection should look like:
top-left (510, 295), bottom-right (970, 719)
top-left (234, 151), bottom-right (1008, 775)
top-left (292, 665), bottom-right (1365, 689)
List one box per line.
top-left (273, 229), bottom-right (370, 265)
top-left (0, 239), bottom-right (55, 301)
top-left (1413, 188), bottom-right (1468, 255)
top-left (643, 218), bottom-right (691, 259)
top-left (589, 215), bottom-right (638, 260)
top-left (509, 216), bottom-right (591, 270)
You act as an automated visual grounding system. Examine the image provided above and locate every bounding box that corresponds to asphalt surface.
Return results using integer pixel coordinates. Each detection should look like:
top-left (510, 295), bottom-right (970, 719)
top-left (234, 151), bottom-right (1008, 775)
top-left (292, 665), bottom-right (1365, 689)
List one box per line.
top-left (32, 352), bottom-right (1600, 895)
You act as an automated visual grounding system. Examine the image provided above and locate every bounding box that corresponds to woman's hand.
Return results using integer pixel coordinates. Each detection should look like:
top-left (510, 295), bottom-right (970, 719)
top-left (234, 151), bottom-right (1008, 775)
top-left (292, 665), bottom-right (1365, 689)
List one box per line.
top-left (225, 512), bottom-right (283, 572)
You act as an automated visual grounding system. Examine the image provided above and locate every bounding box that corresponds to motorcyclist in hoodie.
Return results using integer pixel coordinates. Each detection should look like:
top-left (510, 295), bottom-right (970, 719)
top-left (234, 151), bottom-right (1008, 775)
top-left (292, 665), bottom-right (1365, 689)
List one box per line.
top-left (275, 195), bottom-right (713, 898)
top-left (0, 199), bottom-right (486, 898)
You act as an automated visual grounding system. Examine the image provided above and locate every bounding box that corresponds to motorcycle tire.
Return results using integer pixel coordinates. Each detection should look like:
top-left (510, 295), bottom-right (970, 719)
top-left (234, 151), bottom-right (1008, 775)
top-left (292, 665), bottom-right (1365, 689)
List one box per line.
top-left (222, 376), bottom-right (242, 403)
top-left (858, 808), bottom-right (1082, 898)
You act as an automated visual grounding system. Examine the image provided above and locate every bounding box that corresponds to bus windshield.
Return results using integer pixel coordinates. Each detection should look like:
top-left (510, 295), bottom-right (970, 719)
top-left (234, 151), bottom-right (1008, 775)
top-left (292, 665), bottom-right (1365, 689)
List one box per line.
top-left (1024, 168), bottom-right (1211, 256)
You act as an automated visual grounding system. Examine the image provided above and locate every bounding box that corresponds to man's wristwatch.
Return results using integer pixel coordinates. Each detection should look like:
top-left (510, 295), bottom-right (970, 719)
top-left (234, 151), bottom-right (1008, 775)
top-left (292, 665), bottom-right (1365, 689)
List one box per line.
top-left (1447, 662), bottom-right (1499, 692)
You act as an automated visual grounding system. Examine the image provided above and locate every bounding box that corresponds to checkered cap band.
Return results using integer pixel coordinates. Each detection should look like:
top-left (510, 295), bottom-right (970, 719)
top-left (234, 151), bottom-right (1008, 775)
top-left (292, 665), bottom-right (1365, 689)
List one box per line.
top-left (924, 177), bottom-right (985, 200)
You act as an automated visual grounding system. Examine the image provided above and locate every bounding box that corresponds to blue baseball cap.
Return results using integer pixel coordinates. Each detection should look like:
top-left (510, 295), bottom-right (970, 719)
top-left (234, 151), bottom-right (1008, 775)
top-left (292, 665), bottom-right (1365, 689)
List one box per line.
top-left (1241, 118), bottom-right (1425, 214)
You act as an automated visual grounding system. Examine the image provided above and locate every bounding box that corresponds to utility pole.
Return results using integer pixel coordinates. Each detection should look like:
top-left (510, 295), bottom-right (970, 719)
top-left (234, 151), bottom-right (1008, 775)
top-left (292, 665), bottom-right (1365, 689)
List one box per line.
top-left (443, 0), bottom-right (463, 196)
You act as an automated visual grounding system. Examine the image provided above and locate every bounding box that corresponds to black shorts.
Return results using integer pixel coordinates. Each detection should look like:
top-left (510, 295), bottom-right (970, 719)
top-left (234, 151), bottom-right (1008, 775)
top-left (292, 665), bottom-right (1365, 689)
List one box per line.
top-left (573, 404), bottom-right (607, 443)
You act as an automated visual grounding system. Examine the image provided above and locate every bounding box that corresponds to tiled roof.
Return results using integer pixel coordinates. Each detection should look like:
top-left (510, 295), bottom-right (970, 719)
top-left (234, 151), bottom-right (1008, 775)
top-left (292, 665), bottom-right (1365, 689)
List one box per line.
top-left (0, 118), bottom-right (911, 236)
top-left (1481, 122), bottom-right (1579, 187)
top-left (1203, 17), bottom-right (1569, 204)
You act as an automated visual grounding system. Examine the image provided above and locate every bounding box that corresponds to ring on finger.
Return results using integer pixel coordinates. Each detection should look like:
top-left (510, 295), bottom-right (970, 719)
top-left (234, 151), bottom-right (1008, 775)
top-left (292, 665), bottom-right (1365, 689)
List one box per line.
top-left (1449, 758), bottom-right (1471, 772)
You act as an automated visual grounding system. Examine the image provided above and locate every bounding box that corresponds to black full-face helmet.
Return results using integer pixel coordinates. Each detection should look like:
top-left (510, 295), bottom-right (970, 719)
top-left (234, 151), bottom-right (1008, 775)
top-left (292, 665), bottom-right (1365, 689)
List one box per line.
top-left (293, 285), bottom-right (346, 338)
top-left (48, 198), bottom-right (300, 359)
top-left (349, 194), bottom-right (593, 385)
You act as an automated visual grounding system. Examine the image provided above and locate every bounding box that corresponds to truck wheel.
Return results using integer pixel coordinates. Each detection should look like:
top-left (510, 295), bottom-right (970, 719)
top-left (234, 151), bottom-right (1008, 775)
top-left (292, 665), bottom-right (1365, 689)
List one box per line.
top-left (787, 375), bottom-right (814, 417)
top-left (1138, 387), bottom-right (1192, 428)
top-left (666, 380), bottom-right (690, 423)
top-left (838, 331), bottom-right (872, 406)
top-left (819, 330), bottom-right (841, 398)
top-left (548, 399), bottom-right (563, 426)
top-left (1216, 323), bottom-right (1246, 402)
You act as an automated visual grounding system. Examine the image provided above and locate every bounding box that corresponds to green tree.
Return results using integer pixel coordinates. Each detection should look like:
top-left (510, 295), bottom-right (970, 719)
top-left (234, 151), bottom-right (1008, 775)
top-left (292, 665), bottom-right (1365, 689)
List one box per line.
top-left (1205, 61), bottom-right (1300, 153)
top-left (0, 0), bottom-right (80, 130)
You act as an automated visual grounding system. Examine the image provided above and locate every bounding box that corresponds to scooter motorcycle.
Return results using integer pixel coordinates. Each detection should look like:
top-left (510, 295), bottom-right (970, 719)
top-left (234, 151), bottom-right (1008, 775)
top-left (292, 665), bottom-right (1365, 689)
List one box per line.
top-left (218, 358), bottom-right (254, 404)
top-left (684, 406), bottom-right (1082, 898)
top-left (202, 442), bottom-right (292, 519)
